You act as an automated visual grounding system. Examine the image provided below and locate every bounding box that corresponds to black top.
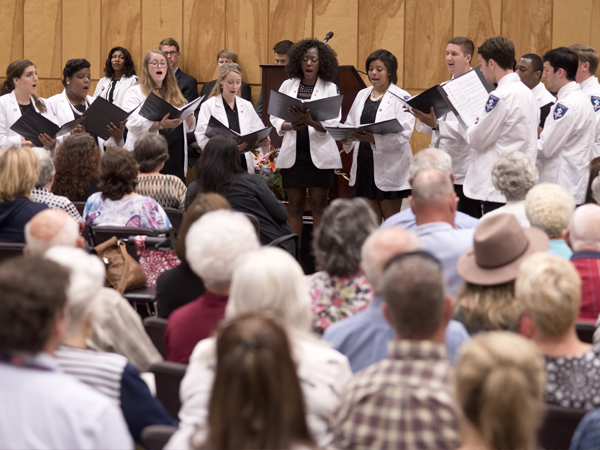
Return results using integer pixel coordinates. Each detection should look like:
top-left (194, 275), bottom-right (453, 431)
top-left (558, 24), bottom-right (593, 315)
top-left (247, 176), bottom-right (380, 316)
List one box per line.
top-left (156, 263), bottom-right (206, 318)
top-left (199, 80), bottom-right (252, 105)
top-left (18, 102), bottom-right (34, 116)
top-left (174, 69), bottom-right (199, 103)
top-left (222, 97), bottom-right (241, 133)
top-left (0, 198), bottom-right (48, 243)
top-left (74, 178), bottom-right (101, 202)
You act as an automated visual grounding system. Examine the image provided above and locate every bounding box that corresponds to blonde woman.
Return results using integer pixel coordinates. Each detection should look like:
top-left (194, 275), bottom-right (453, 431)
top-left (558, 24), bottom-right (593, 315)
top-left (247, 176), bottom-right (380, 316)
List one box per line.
top-left (455, 332), bottom-right (546, 450)
top-left (194, 62), bottom-right (269, 174)
top-left (122, 49), bottom-right (195, 182)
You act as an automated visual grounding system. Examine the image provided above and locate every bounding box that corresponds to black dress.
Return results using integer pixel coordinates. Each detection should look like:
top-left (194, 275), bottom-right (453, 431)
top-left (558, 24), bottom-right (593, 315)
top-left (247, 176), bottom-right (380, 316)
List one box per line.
top-left (222, 97), bottom-right (248, 171)
top-left (350, 97), bottom-right (410, 201)
top-left (280, 83), bottom-right (335, 189)
top-left (159, 124), bottom-right (186, 183)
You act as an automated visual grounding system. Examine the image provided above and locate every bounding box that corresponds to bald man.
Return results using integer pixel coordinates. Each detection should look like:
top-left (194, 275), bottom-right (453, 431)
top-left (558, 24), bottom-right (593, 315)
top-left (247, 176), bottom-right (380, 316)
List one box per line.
top-left (25, 210), bottom-right (162, 371)
top-left (564, 204), bottom-right (600, 320)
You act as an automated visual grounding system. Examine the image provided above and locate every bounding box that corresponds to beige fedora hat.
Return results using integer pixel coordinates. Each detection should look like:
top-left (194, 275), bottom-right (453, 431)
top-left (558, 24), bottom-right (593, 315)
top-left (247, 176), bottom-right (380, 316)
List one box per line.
top-left (457, 214), bottom-right (549, 286)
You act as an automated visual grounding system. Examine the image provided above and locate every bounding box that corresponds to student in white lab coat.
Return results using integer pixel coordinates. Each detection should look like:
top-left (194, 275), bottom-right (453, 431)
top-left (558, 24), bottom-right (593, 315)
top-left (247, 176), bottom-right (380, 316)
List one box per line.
top-left (463, 36), bottom-right (539, 214)
top-left (516, 53), bottom-right (556, 132)
top-left (93, 46), bottom-right (138, 108)
top-left (341, 49), bottom-right (414, 220)
top-left (194, 62), bottom-right (270, 174)
top-left (269, 39), bottom-right (342, 238)
top-left (537, 47), bottom-right (595, 205)
top-left (0, 59), bottom-right (58, 152)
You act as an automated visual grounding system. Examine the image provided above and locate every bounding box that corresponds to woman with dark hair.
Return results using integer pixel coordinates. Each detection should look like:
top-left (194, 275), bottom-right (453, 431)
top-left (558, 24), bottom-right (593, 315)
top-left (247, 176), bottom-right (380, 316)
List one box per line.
top-left (189, 135), bottom-right (294, 255)
top-left (0, 59), bottom-right (58, 151)
top-left (341, 49), bottom-right (415, 220)
top-left (52, 133), bottom-right (101, 202)
top-left (82, 148), bottom-right (171, 229)
top-left (93, 46), bottom-right (138, 108)
top-left (134, 133), bottom-right (187, 213)
top-left (269, 38), bottom-right (342, 238)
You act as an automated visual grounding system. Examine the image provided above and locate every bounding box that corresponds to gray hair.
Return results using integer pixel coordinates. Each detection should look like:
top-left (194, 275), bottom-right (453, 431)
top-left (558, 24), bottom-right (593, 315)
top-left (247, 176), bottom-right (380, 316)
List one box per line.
top-left (568, 204), bottom-right (600, 250)
top-left (525, 183), bottom-right (575, 238)
top-left (410, 148), bottom-right (452, 179)
top-left (492, 151), bottom-right (538, 201)
top-left (313, 198), bottom-right (378, 277)
top-left (133, 134), bottom-right (170, 173)
top-left (411, 168), bottom-right (454, 205)
top-left (185, 210), bottom-right (260, 288)
top-left (31, 147), bottom-right (55, 188)
top-left (25, 210), bottom-right (80, 257)
top-left (592, 175), bottom-right (600, 204)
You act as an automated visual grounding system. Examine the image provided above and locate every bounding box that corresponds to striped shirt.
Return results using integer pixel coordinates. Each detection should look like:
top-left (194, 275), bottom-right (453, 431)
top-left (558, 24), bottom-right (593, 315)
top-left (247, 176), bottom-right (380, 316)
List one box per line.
top-left (136, 175), bottom-right (187, 213)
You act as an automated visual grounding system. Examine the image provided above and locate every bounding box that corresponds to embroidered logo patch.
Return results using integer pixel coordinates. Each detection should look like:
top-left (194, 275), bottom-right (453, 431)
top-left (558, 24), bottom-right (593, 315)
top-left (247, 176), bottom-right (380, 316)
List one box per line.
top-left (553, 103), bottom-right (568, 120)
top-left (591, 96), bottom-right (600, 112)
top-left (485, 95), bottom-right (500, 113)
top-left (404, 95), bottom-right (411, 100)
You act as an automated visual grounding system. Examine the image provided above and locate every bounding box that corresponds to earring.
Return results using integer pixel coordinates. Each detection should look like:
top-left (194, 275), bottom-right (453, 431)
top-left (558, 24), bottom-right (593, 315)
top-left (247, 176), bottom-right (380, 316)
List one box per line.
top-left (67, 81), bottom-right (70, 85)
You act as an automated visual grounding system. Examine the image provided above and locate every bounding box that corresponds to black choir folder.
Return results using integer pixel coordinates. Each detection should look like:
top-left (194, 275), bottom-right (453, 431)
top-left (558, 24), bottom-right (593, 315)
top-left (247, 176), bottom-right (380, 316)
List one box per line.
top-left (138, 92), bottom-right (203, 122)
top-left (268, 90), bottom-right (343, 123)
top-left (76, 97), bottom-right (136, 141)
top-left (206, 116), bottom-right (272, 152)
top-left (10, 109), bottom-right (79, 147)
top-left (325, 118), bottom-right (404, 141)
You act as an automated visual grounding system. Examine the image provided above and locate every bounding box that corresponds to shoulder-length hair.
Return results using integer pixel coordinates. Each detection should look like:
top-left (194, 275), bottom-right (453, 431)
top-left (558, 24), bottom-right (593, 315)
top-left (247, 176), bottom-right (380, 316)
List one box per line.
top-left (103, 46), bottom-right (136, 78)
top-left (365, 49), bottom-right (399, 85)
top-left (138, 49), bottom-right (186, 107)
top-left (62, 58), bottom-right (91, 88)
top-left (209, 62), bottom-right (243, 100)
top-left (98, 148), bottom-right (139, 201)
top-left (0, 146), bottom-right (40, 202)
top-left (0, 60), bottom-right (46, 113)
top-left (286, 39), bottom-right (339, 82)
top-left (52, 134), bottom-right (100, 201)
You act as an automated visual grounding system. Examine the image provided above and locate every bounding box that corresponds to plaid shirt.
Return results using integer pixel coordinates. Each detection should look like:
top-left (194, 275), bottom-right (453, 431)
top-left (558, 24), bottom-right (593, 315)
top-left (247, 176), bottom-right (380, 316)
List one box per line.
top-left (333, 340), bottom-right (460, 450)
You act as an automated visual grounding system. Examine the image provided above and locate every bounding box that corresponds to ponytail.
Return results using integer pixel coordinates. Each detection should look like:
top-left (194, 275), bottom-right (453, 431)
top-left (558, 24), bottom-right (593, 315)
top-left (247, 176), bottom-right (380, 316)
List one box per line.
top-left (0, 79), bottom-right (14, 96)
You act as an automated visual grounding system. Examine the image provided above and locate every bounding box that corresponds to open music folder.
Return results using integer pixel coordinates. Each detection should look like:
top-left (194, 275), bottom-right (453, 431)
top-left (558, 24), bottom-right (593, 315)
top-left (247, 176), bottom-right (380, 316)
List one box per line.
top-left (138, 93), bottom-right (203, 122)
top-left (325, 118), bottom-right (404, 141)
top-left (77, 97), bottom-right (138, 141)
top-left (206, 116), bottom-right (272, 152)
top-left (268, 90), bottom-right (343, 123)
top-left (10, 109), bottom-right (65, 147)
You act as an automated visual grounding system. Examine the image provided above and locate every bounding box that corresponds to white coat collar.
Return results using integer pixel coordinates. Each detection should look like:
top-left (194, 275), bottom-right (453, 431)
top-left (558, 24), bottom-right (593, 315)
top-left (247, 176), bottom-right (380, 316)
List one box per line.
top-left (557, 81), bottom-right (580, 100)
top-left (8, 90), bottom-right (40, 113)
top-left (497, 72), bottom-right (520, 87)
top-left (580, 75), bottom-right (600, 90)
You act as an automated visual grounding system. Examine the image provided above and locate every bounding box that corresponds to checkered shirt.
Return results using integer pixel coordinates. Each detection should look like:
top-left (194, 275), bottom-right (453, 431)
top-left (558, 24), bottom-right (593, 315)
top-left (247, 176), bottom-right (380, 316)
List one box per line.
top-left (31, 188), bottom-right (81, 221)
top-left (333, 340), bottom-right (460, 450)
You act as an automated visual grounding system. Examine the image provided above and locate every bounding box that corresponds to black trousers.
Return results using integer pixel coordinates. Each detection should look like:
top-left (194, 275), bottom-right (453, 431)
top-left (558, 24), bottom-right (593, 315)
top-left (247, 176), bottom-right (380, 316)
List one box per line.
top-left (455, 184), bottom-right (483, 218)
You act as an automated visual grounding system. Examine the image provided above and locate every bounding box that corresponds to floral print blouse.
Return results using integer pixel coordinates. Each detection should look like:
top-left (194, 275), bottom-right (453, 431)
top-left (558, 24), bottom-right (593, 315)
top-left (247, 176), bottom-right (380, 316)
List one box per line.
top-left (83, 192), bottom-right (171, 229)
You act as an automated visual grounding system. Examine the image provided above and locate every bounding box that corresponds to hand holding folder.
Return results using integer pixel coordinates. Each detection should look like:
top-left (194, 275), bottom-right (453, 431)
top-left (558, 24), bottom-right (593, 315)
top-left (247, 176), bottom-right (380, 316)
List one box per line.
top-left (10, 109), bottom-right (62, 147)
top-left (325, 118), bottom-right (404, 141)
top-left (268, 89), bottom-right (343, 123)
top-left (206, 116), bottom-right (272, 152)
top-left (138, 93), bottom-right (203, 123)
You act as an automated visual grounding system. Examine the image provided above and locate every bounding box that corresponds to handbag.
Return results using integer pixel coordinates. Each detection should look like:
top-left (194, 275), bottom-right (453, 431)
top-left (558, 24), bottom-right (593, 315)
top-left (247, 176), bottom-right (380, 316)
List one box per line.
top-left (91, 236), bottom-right (147, 294)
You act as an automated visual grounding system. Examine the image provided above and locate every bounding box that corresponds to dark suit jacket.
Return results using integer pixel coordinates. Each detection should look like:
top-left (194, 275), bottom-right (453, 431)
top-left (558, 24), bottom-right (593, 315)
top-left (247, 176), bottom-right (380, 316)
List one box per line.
top-left (199, 79), bottom-right (252, 105)
top-left (175, 68), bottom-right (199, 103)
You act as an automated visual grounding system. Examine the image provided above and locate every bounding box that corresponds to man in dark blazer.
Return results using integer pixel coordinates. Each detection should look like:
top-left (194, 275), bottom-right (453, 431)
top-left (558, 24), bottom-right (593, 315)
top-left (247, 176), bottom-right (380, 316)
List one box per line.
top-left (198, 48), bottom-right (252, 104)
top-left (159, 37), bottom-right (199, 103)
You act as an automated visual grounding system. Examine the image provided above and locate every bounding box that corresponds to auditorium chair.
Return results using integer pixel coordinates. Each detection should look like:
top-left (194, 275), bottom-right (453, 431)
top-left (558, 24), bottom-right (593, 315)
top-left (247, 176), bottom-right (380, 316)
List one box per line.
top-left (0, 242), bottom-right (24, 263)
top-left (162, 207), bottom-right (183, 233)
top-left (72, 201), bottom-right (86, 217)
top-left (149, 361), bottom-right (187, 420)
top-left (143, 316), bottom-right (167, 359)
top-left (538, 404), bottom-right (587, 450)
top-left (140, 425), bottom-right (178, 450)
top-left (576, 321), bottom-right (596, 344)
top-left (268, 233), bottom-right (300, 261)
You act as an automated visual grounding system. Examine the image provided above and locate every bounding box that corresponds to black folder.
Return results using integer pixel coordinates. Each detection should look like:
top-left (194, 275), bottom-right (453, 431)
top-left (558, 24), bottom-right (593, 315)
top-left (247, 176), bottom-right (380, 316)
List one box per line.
top-left (10, 109), bottom-right (61, 147)
top-left (138, 93), bottom-right (203, 122)
top-left (325, 118), bottom-right (404, 141)
top-left (206, 116), bottom-right (272, 152)
top-left (540, 102), bottom-right (554, 128)
top-left (78, 97), bottom-right (137, 141)
top-left (268, 90), bottom-right (343, 123)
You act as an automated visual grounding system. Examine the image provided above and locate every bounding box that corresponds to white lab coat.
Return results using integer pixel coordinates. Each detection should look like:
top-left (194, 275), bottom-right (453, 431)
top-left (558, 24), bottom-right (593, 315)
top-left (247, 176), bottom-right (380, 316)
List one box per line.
top-left (122, 85), bottom-right (196, 175)
top-left (537, 81), bottom-right (595, 204)
top-left (0, 91), bottom-right (58, 150)
top-left (579, 76), bottom-right (600, 157)
top-left (93, 75), bottom-right (138, 108)
top-left (343, 84), bottom-right (414, 191)
top-left (270, 77), bottom-right (342, 170)
top-left (195, 94), bottom-right (265, 174)
top-left (464, 72), bottom-right (539, 203)
top-left (532, 81), bottom-right (556, 108)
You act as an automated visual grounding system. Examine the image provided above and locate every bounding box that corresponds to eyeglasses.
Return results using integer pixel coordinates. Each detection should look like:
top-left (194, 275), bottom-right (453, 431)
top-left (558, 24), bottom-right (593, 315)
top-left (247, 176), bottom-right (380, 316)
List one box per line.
top-left (164, 51), bottom-right (178, 57)
top-left (149, 61), bottom-right (168, 68)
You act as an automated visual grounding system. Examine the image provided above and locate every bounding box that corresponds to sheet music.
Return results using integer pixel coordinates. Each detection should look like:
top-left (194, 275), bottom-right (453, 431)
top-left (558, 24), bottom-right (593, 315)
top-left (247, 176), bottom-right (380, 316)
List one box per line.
top-left (441, 70), bottom-right (491, 127)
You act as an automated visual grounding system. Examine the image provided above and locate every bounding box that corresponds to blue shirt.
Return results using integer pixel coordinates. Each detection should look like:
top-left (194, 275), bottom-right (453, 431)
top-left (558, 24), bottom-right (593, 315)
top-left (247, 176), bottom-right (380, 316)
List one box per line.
top-left (323, 295), bottom-right (470, 373)
top-left (549, 239), bottom-right (573, 260)
top-left (570, 407), bottom-right (600, 450)
top-left (381, 207), bottom-right (479, 230)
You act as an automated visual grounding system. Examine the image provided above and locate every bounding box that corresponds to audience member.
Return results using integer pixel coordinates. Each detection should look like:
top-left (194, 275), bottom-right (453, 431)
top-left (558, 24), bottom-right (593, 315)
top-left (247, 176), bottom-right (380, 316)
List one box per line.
top-left (526, 183), bottom-right (576, 259)
top-left (164, 210), bottom-right (259, 363)
top-left (381, 148), bottom-right (479, 230)
top-left (585, 156), bottom-right (600, 203)
top-left (198, 49), bottom-right (252, 103)
top-left (481, 150), bottom-right (539, 227)
top-left (454, 214), bottom-right (549, 334)
top-left (308, 198), bottom-right (378, 334)
top-left (0, 257), bottom-right (133, 449)
top-left (159, 37), bottom-right (198, 103)
top-left (571, 409), bottom-right (600, 449)
top-left (83, 148), bottom-right (171, 228)
top-left (167, 247), bottom-right (352, 449)
top-left (454, 332), bottom-right (546, 450)
top-left (323, 227), bottom-right (470, 372)
top-left (333, 251), bottom-right (460, 450)
top-left (0, 145), bottom-right (47, 243)
top-left (30, 147), bottom-right (80, 221)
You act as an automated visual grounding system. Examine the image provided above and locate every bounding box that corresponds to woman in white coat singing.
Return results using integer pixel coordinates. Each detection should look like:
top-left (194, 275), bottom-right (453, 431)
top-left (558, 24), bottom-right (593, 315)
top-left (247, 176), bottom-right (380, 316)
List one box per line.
top-left (93, 46), bottom-right (138, 108)
top-left (270, 39), bottom-right (342, 237)
top-left (342, 49), bottom-right (415, 220)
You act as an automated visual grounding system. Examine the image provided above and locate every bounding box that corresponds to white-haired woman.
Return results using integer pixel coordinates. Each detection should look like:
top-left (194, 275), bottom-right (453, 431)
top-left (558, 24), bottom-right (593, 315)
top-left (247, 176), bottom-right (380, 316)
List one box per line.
top-left (481, 151), bottom-right (539, 227)
top-left (45, 246), bottom-right (177, 444)
top-left (165, 247), bottom-right (352, 450)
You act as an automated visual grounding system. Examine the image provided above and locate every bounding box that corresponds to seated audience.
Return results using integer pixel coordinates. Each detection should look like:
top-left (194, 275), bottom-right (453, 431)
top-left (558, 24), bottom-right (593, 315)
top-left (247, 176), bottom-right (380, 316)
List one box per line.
top-left (481, 150), bottom-right (539, 227)
top-left (0, 145), bottom-right (47, 243)
top-left (454, 332), bottom-right (546, 450)
top-left (190, 312), bottom-right (316, 449)
top-left (164, 210), bottom-right (259, 363)
top-left (198, 48), bottom-right (252, 103)
top-left (381, 148), bottom-right (479, 230)
top-left (167, 247), bottom-right (352, 449)
top-left (0, 257), bottom-right (132, 449)
top-left (45, 247), bottom-right (176, 443)
top-left (454, 214), bottom-right (549, 334)
top-left (156, 193), bottom-right (232, 318)
top-left (83, 148), bottom-right (171, 228)
top-left (25, 209), bottom-right (162, 371)
top-left (411, 168), bottom-right (475, 295)
top-left (517, 252), bottom-right (600, 409)
top-left (525, 183), bottom-right (576, 259)
top-left (51, 133), bottom-right (101, 202)
top-left (571, 408), bottom-right (600, 449)
top-left (308, 198), bottom-right (378, 334)
top-left (333, 251), bottom-right (460, 450)
top-left (30, 147), bottom-right (80, 221)
top-left (324, 227), bottom-right (470, 372)
top-left (134, 134), bottom-right (187, 213)
top-left (584, 156), bottom-right (600, 204)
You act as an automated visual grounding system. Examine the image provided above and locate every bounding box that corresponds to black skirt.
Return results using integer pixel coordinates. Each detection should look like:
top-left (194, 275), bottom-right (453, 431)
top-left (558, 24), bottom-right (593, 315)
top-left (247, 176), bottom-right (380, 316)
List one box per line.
top-left (281, 127), bottom-right (334, 189)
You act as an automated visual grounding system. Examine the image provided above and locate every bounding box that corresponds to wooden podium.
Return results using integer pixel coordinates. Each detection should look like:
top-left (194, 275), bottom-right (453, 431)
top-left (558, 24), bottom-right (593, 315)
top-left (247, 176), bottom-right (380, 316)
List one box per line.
top-left (259, 64), bottom-right (366, 199)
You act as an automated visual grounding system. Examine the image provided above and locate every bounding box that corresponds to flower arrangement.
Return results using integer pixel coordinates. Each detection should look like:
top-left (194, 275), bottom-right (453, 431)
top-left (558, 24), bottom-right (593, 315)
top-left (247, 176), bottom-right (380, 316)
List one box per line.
top-left (252, 144), bottom-right (285, 199)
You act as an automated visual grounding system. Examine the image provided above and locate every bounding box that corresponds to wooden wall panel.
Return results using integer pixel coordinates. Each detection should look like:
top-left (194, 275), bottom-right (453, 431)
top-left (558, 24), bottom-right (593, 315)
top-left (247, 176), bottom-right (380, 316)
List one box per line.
top-left (314, 0), bottom-right (358, 67)
top-left (502, 0), bottom-right (552, 59)
top-left (405, 0), bottom-right (453, 90)
top-left (227, 0), bottom-right (268, 85)
top-left (0, 0), bottom-right (23, 72)
top-left (63, 0), bottom-right (101, 79)
top-left (141, 0), bottom-right (183, 57)
top-left (183, 0), bottom-right (225, 83)
top-left (101, 0), bottom-right (141, 75)
top-left (406, 89), bottom-right (431, 154)
top-left (454, 0), bottom-right (501, 51)
top-left (24, 0), bottom-right (61, 79)
top-left (269, 0), bottom-right (312, 61)
top-left (36, 79), bottom-right (65, 99)
top-left (591, 1), bottom-right (600, 52)
top-left (552, 0), bottom-right (592, 48)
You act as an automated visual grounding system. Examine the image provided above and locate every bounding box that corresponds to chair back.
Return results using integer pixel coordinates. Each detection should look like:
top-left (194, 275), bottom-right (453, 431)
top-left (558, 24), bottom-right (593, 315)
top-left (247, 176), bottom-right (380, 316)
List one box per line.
top-left (72, 201), bottom-right (86, 216)
top-left (538, 404), bottom-right (587, 450)
top-left (576, 321), bottom-right (596, 344)
top-left (89, 226), bottom-right (155, 261)
top-left (0, 242), bottom-right (25, 263)
top-left (163, 207), bottom-right (183, 233)
top-left (244, 213), bottom-right (260, 237)
top-left (144, 316), bottom-right (167, 359)
top-left (149, 361), bottom-right (187, 420)
top-left (140, 425), bottom-right (178, 450)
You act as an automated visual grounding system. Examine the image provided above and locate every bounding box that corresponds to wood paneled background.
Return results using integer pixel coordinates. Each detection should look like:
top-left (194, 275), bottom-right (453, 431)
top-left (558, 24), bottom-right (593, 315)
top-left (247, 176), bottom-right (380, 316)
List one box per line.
top-left (1, 0), bottom-right (598, 151)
